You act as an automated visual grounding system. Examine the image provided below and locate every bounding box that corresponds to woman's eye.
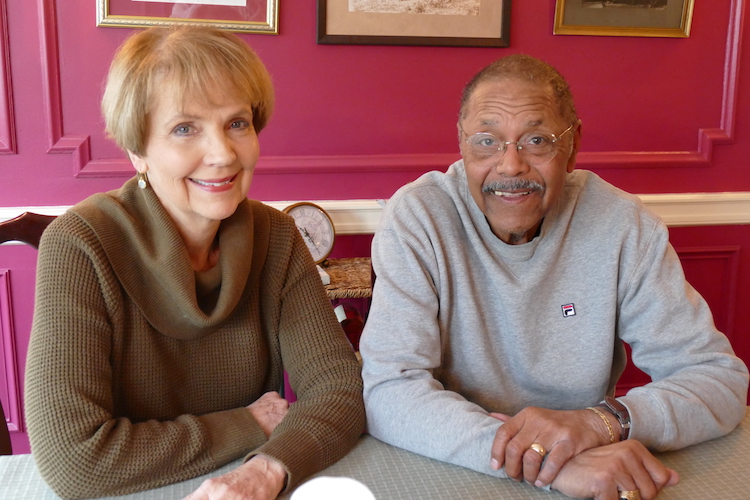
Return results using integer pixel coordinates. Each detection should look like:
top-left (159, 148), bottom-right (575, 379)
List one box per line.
top-left (230, 119), bottom-right (250, 130)
top-left (173, 124), bottom-right (192, 135)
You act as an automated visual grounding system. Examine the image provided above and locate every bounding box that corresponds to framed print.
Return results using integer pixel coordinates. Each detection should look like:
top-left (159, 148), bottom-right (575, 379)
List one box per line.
top-left (96, 0), bottom-right (279, 34)
top-left (317, 0), bottom-right (511, 47)
top-left (554, 0), bottom-right (694, 38)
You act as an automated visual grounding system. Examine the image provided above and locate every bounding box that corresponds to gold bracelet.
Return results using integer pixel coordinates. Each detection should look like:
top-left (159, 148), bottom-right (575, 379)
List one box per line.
top-left (586, 406), bottom-right (616, 444)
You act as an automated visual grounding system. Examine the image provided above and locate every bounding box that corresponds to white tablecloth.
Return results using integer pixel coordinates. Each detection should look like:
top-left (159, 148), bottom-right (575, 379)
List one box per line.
top-left (2, 408), bottom-right (748, 500)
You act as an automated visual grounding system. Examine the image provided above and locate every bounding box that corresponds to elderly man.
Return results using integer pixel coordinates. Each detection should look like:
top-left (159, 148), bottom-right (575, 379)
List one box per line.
top-left (360, 54), bottom-right (748, 500)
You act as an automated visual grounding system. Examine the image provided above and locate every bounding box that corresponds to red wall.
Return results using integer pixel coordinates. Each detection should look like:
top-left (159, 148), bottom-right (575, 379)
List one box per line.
top-left (1, 1), bottom-right (749, 454)
top-left (3, 1), bottom-right (750, 203)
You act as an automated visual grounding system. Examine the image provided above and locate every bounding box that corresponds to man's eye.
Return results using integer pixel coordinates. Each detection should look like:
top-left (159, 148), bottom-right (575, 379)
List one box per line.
top-left (526, 135), bottom-right (550, 147)
top-left (474, 136), bottom-right (499, 148)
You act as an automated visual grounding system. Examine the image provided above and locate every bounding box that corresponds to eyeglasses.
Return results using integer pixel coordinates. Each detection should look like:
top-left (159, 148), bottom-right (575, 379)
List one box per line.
top-left (460, 124), bottom-right (575, 167)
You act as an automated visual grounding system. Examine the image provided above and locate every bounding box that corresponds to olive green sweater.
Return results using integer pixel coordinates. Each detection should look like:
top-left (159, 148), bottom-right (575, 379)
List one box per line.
top-left (25, 178), bottom-right (365, 499)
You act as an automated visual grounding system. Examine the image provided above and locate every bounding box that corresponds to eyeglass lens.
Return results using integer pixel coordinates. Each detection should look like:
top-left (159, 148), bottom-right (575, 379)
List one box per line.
top-left (464, 126), bottom-right (573, 166)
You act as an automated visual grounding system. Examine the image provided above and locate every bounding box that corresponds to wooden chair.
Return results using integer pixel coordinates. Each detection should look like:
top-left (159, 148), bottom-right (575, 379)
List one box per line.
top-left (0, 400), bottom-right (11, 455)
top-left (0, 212), bottom-right (56, 454)
top-left (0, 212), bottom-right (57, 248)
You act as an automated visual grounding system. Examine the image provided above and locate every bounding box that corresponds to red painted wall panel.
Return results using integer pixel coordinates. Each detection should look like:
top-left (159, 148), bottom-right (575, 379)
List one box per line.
top-left (0, 247), bottom-right (40, 455)
top-left (1, 1), bottom-right (750, 203)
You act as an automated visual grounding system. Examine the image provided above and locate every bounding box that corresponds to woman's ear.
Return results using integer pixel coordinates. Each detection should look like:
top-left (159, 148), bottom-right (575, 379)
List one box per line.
top-left (127, 151), bottom-right (147, 174)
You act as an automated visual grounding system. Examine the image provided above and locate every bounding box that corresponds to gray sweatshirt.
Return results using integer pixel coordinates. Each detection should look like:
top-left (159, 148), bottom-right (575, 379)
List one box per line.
top-left (360, 161), bottom-right (748, 479)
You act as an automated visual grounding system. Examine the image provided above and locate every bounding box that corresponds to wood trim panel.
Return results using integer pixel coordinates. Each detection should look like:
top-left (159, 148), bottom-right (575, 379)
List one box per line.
top-left (675, 246), bottom-right (740, 338)
top-left (40, 0), bottom-right (746, 176)
top-left (0, 0), bottom-right (15, 154)
top-left (0, 270), bottom-right (22, 432)
top-left (638, 192), bottom-right (750, 227)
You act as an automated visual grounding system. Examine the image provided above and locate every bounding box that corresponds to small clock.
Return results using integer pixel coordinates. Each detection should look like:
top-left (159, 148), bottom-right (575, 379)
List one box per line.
top-left (283, 202), bottom-right (336, 265)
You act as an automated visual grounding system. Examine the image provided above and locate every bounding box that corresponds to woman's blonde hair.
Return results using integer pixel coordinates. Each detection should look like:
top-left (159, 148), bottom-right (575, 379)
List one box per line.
top-left (101, 26), bottom-right (274, 156)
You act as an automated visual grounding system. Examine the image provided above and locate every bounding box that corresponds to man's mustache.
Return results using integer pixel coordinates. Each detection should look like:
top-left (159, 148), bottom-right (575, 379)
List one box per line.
top-left (482, 179), bottom-right (544, 193)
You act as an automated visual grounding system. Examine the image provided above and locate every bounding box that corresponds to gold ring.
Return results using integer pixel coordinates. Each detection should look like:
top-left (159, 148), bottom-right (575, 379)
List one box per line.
top-left (619, 491), bottom-right (641, 500)
top-left (529, 443), bottom-right (547, 458)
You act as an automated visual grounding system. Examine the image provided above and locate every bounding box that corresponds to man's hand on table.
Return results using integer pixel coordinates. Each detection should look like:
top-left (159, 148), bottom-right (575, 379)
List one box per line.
top-left (489, 406), bottom-right (621, 486)
top-left (551, 440), bottom-right (679, 500)
top-left (183, 455), bottom-right (287, 500)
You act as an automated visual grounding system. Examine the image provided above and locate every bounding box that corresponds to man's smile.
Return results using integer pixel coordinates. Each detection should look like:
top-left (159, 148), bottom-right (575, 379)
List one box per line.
top-left (492, 190), bottom-right (533, 197)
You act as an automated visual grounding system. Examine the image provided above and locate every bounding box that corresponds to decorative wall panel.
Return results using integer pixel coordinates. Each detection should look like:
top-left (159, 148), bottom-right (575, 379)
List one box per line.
top-left (678, 246), bottom-right (740, 337)
top-left (40, 0), bottom-right (90, 170)
top-left (39, 0), bottom-right (747, 178)
top-left (0, 0), bottom-right (16, 154)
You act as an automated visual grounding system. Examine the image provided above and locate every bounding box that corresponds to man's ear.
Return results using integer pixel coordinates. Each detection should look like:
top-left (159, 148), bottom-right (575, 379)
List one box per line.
top-left (457, 122), bottom-right (466, 155)
top-left (127, 150), bottom-right (147, 174)
top-left (566, 120), bottom-right (582, 174)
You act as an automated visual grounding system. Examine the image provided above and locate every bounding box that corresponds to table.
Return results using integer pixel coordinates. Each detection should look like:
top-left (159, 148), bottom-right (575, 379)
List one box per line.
top-left (2, 408), bottom-right (747, 499)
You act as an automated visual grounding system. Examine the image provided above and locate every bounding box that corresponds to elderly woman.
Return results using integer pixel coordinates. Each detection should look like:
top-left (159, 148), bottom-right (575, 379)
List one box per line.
top-left (24, 26), bottom-right (365, 500)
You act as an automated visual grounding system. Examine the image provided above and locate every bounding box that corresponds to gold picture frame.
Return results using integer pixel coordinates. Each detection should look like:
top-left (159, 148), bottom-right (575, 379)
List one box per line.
top-left (96, 0), bottom-right (279, 34)
top-left (554, 0), bottom-right (694, 38)
top-left (317, 0), bottom-right (511, 48)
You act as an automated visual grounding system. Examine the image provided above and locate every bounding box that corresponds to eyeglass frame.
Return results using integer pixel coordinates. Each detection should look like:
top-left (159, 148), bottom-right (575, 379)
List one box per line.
top-left (459, 124), bottom-right (576, 166)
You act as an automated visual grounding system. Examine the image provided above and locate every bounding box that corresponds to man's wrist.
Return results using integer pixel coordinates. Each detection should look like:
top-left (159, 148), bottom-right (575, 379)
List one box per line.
top-left (585, 406), bottom-right (617, 445)
top-left (596, 396), bottom-right (630, 441)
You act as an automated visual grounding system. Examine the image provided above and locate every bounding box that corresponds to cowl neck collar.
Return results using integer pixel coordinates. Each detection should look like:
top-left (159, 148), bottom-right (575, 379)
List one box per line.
top-left (69, 177), bottom-right (265, 340)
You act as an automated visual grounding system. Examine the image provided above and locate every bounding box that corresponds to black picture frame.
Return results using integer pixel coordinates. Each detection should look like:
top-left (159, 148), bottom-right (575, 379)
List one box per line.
top-left (317, 0), bottom-right (511, 48)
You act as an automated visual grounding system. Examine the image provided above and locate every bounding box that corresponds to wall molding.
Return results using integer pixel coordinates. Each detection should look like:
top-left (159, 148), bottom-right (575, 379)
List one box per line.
top-left (0, 269), bottom-right (22, 432)
top-left (40, 0), bottom-right (746, 176)
top-left (2, 192), bottom-right (749, 239)
top-left (637, 192), bottom-right (750, 226)
top-left (581, 0), bottom-right (744, 170)
top-left (0, 0), bottom-right (16, 154)
top-left (39, 0), bottom-right (92, 172)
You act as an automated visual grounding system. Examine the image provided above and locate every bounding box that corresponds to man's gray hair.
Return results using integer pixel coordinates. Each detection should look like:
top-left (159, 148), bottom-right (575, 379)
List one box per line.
top-left (459, 54), bottom-right (578, 126)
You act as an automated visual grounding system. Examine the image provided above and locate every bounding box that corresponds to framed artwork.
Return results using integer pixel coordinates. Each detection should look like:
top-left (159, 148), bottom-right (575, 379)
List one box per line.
top-left (554, 0), bottom-right (694, 38)
top-left (96, 0), bottom-right (279, 34)
top-left (317, 0), bottom-right (511, 47)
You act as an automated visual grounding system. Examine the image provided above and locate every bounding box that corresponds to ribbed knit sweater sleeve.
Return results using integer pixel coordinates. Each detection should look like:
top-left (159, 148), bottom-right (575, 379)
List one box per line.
top-left (248, 207), bottom-right (365, 491)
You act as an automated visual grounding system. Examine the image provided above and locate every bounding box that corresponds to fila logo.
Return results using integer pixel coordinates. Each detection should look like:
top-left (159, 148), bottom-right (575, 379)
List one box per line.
top-left (561, 303), bottom-right (576, 317)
